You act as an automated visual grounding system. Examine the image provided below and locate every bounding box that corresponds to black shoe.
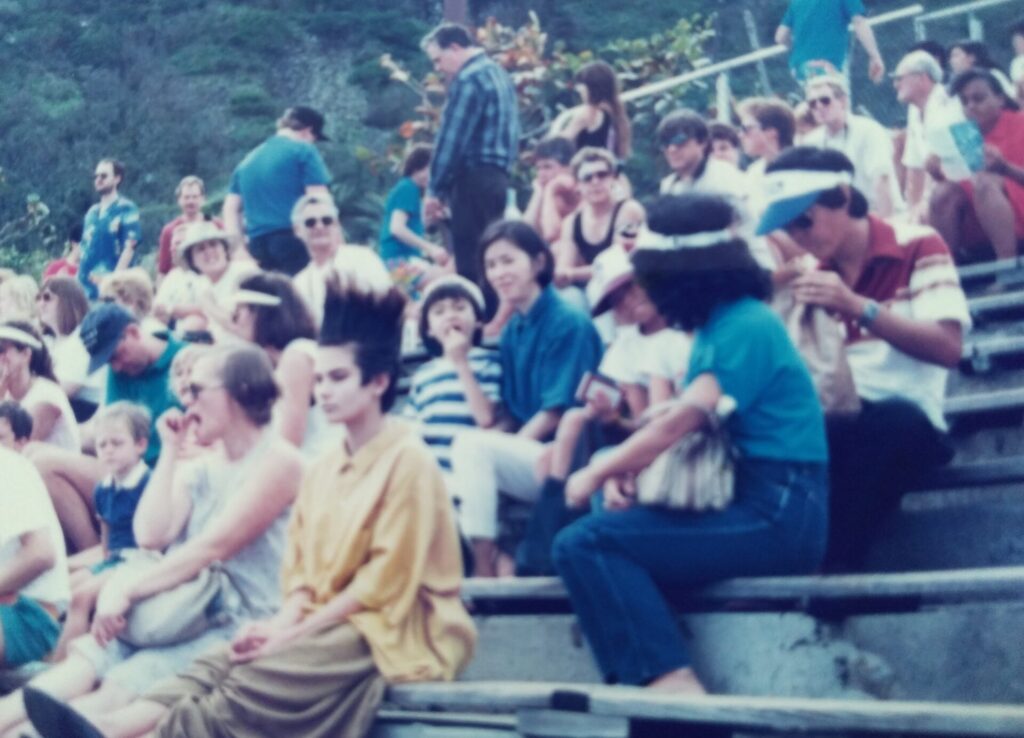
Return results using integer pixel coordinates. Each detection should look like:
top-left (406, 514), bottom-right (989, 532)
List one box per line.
top-left (23, 686), bottom-right (104, 738)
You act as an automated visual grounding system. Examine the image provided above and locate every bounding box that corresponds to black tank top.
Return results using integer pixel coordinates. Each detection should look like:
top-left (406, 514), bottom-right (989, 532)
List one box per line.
top-left (572, 200), bottom-right (625, 265)
top-left (575, 111), bottom-right (613, 153)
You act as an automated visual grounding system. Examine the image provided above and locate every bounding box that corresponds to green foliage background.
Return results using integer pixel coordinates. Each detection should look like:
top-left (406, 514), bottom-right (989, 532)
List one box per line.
top-left (0, 0), bottom-right (1020, 277)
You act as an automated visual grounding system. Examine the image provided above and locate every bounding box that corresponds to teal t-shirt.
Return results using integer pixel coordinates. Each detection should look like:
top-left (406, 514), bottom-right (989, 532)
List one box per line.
top-left (782, 0), bottom-right (865, 78)
top-left (105, 336), bottom-right (186, 465)
top-left (378, 177), bottom-right (425, 261)
top-left (500, 286), bottom-right (603, 428)
top-left (685, 297), bottom-right (827, 462)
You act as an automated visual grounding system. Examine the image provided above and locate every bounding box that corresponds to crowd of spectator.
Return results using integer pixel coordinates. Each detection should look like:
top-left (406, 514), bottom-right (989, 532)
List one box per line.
top-left (1, 5), bottom-right (1024, 736)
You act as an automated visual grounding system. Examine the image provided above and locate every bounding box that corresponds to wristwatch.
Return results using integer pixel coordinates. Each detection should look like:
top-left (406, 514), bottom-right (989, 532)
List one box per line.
top-left (857, 298), bottom-right (881, 328)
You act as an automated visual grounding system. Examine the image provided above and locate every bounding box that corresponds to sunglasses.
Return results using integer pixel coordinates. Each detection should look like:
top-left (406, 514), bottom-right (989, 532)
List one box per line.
top-left (786, 213), bottom-right (815, 231)
top-left (660, 133), bottom-right (691, 148)
top-left (808, 96), bottom-right (833, 109)
top-left (303, 216), bottom-right (336, 228)
top-left (36, 292), bottom-right (53, 302)
top-left (580, 170), bottom-right (612, 184)
top-left (94, 174), bottom-right (110, 181)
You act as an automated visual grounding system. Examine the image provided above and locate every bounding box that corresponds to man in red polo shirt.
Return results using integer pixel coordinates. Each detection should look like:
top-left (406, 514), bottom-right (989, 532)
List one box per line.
top-left (758, 147), bottom-right (971, 571)
top-left (930, 69), bottom-right (1024, 261)
top-left (156, 176), bottom-right (223, 277)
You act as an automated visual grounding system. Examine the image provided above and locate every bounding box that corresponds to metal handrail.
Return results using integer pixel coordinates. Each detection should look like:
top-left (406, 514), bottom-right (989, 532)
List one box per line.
top-left (916, 0), bottom-right (1020, 23)
top-left (621, 3), bottom-right (924, 104)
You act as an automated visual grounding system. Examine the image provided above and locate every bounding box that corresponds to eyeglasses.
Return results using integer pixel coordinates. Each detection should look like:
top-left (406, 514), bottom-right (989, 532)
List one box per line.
top-left (303, 216), bottom-right (336, 229)
top-left (185, 382), bottom-right (223, 399)
top-left (808, 96), bottom-right (833, 109)
top-left (786, 213), bottom-right (815, 231)
top-left (580, 170), bottom-right (612, 184)
top-left (660, 133), bottom-right (691, 149)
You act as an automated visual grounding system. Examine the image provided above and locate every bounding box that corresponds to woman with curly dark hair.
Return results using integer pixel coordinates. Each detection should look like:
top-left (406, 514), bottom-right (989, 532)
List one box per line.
top-left (553, 193), bottom-right (829, 695)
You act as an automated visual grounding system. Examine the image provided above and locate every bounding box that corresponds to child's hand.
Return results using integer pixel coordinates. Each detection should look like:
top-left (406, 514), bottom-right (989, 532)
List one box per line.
top-left (440, 325), bottom-right (471, 364)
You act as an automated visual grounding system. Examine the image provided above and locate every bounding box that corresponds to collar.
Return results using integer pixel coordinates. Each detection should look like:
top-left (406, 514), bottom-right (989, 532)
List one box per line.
top-left (521, 284), bottom-right (558, 327)
top-left (455, 51), bottom-right (489, 81)
top-left (863, 216), bottom-right (911, 263)
top-left (334, 417), bottom-right (407, 474)
top-left (104, 460), bottom-right (149, 489)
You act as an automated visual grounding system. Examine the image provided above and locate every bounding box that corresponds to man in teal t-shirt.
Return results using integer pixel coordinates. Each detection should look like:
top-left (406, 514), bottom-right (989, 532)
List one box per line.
top-left (775, 0), bottom-right (885, 83)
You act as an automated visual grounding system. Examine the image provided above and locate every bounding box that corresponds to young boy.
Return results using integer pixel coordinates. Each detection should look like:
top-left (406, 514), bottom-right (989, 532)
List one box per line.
top-left (0, 401), bottom-right (33, 451)
top-left (52, 401), bottom-right (151, 659)
top-left (408, 276), bottom-right (502, 490)
top-left (0, 446), bottom-right (69, 666)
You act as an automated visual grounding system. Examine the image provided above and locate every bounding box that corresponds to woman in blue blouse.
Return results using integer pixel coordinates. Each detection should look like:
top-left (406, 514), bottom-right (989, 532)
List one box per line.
top-left (449, 220), bottom-right (602, 577)
top-left (554, 194), bottom-right (829, 694)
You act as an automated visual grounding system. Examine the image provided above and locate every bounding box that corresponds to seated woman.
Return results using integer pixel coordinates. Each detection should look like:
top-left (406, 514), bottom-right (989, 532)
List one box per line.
top-left (0, 321), bottom-right (80, 452)
top-left (760, 147), bottom-right (970, 571)
top-left (379, 144), bottom-right (451, 301)
top-left (550, 60), bottom-right (632, 161)
top-left (22, 278), bottom-right (477, 738)
top-left (553, 193), bottom-right (829, 695)
top-left (554, 147), bottom-right (644, 291)
top-left (229, 271), bottom-right (343, 459)
top-left (0, 345), bottom-right (302, 737)
top-left (450, 220), bottom-right (603, 577)
top-left (36, 277), bottom-right (101, 421)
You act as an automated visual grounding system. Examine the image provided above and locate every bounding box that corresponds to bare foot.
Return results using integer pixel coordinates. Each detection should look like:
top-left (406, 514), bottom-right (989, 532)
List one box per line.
top-left (647, 667), bottom-right (707, 696)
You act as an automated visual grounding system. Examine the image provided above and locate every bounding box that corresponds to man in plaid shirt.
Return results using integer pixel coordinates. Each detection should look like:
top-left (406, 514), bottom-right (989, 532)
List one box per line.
top-left (421, 23), bottom-right (520, 289)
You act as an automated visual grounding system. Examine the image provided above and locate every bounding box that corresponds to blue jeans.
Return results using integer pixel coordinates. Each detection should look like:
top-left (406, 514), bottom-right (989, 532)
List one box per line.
top-left (551, 457), bottom-right (829, 686)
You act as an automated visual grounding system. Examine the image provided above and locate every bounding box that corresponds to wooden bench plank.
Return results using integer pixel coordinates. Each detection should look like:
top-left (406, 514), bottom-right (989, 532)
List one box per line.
top-left (913, 459), bottom-right (1024, 489)
top-left (584, 688), bottom-right (1024, 736)
top-left (461, 567), bottom-right (1024, 606)
top-left (944, 388), bottom-right (1024, 416)
top-left (958, 257), bottom-right (1024, 282)
top-left (387, 682), bottom-right (568, 713)
top-left (969, 291), bottom-right (1024, 317)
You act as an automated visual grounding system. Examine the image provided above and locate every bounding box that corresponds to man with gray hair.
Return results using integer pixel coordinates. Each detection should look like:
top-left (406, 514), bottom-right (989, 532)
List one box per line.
top-left (893, 50), bottom-right (967, 218)
top-left (290, 194), bottom-right (390, 327)
top-left (223, 106), bottom-right (332, 276)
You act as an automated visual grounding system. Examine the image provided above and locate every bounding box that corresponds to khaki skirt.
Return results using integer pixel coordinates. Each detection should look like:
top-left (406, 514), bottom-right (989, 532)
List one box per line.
top-left (147, 622), bottom-right (386, 738)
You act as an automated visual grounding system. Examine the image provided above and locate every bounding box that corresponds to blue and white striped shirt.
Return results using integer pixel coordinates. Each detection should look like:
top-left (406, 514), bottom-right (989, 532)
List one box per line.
top-left (429, 52), bottom-right (520, 198)
top-left (407, 347), bottom-right (503, 474)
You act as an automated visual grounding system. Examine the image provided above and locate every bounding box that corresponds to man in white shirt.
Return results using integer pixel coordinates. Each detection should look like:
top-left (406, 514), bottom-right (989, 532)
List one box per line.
top-left (893, 51), bottom-right (967, 219)
top-left (0, 447), bottom-right (69, 666)
top-left (803, 74), bottom-right (904, 217)
top-left (290, 194), bottom-right (391, 328)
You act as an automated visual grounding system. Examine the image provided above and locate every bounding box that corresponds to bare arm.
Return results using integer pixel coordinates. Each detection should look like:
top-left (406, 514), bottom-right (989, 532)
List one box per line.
top-left (221, 193), bottom-right (245, 242)
top-left (517, 408), bottom-right (562, 442)
top-left (0, 530), bottom-right (55, 597)
top-left (851, 16), bottom-right (885, 81)
top-left (114, 241), bottom-right (137, 272)
top-left (904, 167), bottom-right (926, 212)
top-left (389, 210), bottom-right (445, 261)
top-left (28, 402), bottom-right (60, 444)
top-left (274, 346), bottom-right (315, 449)
top-left (873, 173), bottom-right (896, 219)
top-left (452, 356), bottom-right (497, 429)
top-left (132, 412), bottom-right (196, 550)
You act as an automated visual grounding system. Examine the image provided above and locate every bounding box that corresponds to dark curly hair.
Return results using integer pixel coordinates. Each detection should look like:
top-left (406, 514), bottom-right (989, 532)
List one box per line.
top-left (631, 195), bottom-right (771, 332)
top-left (237, 272), bottom-right (317, 351)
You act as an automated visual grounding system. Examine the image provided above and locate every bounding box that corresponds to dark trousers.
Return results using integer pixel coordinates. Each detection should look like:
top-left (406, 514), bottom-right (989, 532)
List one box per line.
top-left (449, 165), bottom-right (509, 286)
top-left (553, 458), bottom-right (829, 685)
top-left (824, 397), bottom-right (953, 571)
top-left (248, 228), bottom-right (309, 276)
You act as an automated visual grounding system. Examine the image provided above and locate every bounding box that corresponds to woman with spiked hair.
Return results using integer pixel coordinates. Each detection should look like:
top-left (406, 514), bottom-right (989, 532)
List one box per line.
top-left (23, 275), bottom-right (477, 738)
top-left (553, 193), bottom-right (829, 695)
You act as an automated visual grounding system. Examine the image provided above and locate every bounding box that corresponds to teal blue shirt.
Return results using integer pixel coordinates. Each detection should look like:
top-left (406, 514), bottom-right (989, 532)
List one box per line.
top-left (781, 0), bottom-right (865, 79)
top-left (685, 297), bottom-right (827, 462)
top-left (106, 336), bottom-right (186, 465)
top-left (379, 177), bottom-right (425, 261)
top-left (500, 286), bottom-right (602, 429)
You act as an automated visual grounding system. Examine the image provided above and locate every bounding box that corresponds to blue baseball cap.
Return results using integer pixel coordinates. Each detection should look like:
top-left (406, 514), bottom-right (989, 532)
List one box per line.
top-left (755, 169), bottom-right (853, 235)
top-left (80, 303), bottom-right (137, 374)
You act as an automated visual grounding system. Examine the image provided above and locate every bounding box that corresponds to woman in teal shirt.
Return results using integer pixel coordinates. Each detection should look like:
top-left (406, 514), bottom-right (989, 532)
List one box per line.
top-left (554, 194), bottom-right (828, 694)
top-left (378, 145), bottom-right (451, 299)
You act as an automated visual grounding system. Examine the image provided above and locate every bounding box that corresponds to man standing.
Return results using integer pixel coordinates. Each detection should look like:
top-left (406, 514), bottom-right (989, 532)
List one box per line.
top-left (78, 159), bottom-right (141, 300)
top-left (775, 0), bottom-right (885, 83)
top-left (802, 74), bottom-right (904, 217)
top-left (223, 106), bottom-right (332, 276)
top-left (421, 23), bottom-right (520, 285)
top-left (156, 176), bottom-right (222, 277)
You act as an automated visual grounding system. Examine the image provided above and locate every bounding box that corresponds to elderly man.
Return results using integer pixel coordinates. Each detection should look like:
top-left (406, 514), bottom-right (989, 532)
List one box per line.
top-left (290, 194), bottom-right (390, 327)
top-left (421, 23), bottom-right (519, 286)
top-left (223, 106), bottom-right (332, 276)
top-left (802, 73), bottom-right (904, 217)
top-left (893, 51), bottom-right (967, 219)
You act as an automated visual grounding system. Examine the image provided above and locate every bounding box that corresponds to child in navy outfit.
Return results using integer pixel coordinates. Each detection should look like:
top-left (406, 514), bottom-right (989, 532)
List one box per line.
top-left (51, 401), bottom-right (151, 659)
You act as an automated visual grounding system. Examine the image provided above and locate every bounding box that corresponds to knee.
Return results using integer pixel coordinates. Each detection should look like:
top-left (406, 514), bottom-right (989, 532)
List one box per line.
top-left (973, 172), bottom-right (1005, 200)
top-left (551, 519), bottom-right (598, 573)
top-left (929, 181), bottom-right (966, 212)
